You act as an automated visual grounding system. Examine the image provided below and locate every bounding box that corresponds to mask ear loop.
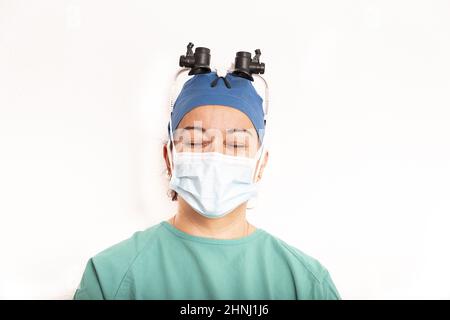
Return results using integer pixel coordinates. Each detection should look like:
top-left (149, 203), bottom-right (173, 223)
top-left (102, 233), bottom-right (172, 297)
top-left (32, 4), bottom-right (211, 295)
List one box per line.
top-left (247, 144), bottom-right (264, 210)
top-left (251, 140), bottom-right (266, 187)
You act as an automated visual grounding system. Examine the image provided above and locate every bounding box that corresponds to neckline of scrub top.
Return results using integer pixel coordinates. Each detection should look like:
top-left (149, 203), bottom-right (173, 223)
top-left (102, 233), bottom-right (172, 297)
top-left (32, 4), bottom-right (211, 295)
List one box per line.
top-left (160, 221), bottom-right (265, 245)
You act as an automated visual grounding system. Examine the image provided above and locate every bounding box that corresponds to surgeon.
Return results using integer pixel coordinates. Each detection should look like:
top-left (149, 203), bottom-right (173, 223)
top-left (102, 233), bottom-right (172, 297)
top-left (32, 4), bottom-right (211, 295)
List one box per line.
top-left (73, 70), bottom-right (341, 300)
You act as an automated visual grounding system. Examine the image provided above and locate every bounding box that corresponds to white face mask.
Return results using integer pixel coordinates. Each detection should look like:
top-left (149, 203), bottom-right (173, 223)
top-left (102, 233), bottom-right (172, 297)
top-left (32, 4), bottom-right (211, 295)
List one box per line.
top-left (167, 124), bottom-right (264, 219)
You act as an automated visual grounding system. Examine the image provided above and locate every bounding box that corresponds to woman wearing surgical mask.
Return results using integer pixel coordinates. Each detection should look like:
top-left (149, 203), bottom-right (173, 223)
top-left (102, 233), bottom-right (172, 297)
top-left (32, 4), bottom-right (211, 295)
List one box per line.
top-left (73, 71), bottom-right (341, 300)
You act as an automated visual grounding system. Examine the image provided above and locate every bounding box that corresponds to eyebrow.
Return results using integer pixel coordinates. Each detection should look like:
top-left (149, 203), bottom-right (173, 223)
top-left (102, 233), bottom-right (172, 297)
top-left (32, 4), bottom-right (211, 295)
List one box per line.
top-left (226, 128), bottom-right (254, 136)
top-left (179, 125), bottom-right (205, 132)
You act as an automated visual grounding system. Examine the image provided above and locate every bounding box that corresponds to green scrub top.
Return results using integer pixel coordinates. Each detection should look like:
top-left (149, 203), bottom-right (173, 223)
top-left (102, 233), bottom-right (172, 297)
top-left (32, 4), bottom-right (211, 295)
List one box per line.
top-left (73, 221), bottom-right (341, 300)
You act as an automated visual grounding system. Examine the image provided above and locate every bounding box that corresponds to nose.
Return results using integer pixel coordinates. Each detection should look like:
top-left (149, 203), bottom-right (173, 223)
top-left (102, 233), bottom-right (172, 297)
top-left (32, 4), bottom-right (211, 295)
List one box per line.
top-left (208, 134), bottom-right (224, 154)
top-left (202, 129), bottom-right (225, 154)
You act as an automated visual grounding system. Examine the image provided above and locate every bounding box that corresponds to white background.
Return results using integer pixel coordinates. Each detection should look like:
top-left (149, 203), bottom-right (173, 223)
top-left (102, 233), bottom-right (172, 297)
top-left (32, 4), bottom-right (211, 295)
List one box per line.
top-left (1, 0), bottom-right (449, 299)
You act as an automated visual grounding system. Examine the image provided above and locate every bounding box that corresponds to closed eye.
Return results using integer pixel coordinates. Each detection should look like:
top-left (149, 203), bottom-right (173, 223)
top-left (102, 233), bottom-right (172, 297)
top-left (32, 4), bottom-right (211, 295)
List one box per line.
top-left (225, 143), bottom-right (247, 149)
top-left (185, 141), bottom-right (211, 147)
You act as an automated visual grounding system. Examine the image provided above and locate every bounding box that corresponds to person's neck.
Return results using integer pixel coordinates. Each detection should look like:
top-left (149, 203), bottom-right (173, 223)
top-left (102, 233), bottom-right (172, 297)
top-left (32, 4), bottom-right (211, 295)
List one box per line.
top-left (168, 198), bottom-right (254, 240)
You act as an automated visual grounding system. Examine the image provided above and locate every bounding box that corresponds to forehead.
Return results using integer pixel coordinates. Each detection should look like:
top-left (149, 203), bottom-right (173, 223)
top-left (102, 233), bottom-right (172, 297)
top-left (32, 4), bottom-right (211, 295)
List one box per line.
top-left (177, 105), bottom-right (255, 131)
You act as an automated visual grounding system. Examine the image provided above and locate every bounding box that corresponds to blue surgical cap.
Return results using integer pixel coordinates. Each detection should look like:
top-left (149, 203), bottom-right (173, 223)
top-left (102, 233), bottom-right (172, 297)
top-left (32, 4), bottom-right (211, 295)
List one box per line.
top-left (168, 71), bottom-right (265, 143)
